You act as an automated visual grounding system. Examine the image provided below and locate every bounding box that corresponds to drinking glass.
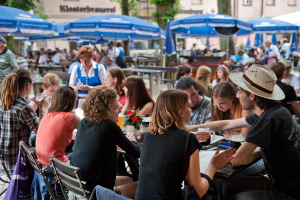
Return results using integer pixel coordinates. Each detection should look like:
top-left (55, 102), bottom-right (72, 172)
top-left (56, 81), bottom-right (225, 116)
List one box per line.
top-left (230, 132), bottom-right (245, 149)
top-left (117, 114), bottom-right (124, 129)
top-left (198, 127), bottom-right (215, 148)
top-left (140, 125), bottom-right (149, 143)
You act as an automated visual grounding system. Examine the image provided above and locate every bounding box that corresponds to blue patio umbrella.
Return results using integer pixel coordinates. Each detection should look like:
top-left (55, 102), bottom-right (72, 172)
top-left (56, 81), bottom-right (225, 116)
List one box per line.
top-left (245, 36), bottom-right (251, 49)
top-left (254, 33), bottom-right (261, 47)
top-left (272, 33), bottom-right (277, 45)
top-left (238, 17), bottom-right (299, 34)
top-left (163, 21), bottom-right (176, 56)
top-left (170, 14), bottom-right (252, 36)
top-left (65, 14), bottom-right (164, 40)
top-left (129, 40), bottom-right (136, 50)
top-left (206, 37), bottom-right (210, 48)
top-left (0, 6), bottom-right (57, 36)
top-left (28, 22), bottom-right (77, 41)
top-left (291, 32), bottom-right (298, 52)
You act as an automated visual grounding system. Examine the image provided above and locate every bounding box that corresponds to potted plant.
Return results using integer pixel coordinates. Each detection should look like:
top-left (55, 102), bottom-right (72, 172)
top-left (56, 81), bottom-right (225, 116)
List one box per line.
top-left (123, 110), bottom-right (143, 136)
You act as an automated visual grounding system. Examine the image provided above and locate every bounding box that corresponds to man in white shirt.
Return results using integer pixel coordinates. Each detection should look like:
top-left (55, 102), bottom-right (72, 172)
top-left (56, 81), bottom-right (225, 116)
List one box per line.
top-left (262, 41), bottom-right (279, 59)
top-left (280, 60), bottom-right (300, 92)
top-left (38, 48), bottom-right (48, 64)
top-left (107, 41), bottom-right (120, 59)
top-left (237, 50), bottom-right (250, 65)
top-left (280, 38), bottom-right (290, 59)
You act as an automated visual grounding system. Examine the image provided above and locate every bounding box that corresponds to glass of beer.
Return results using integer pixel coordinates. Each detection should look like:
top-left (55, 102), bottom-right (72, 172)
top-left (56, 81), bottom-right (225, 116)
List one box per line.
top-left (198, 127), bottom-right (215, 148)
top-left (230, 132), bottom-right (245, 149)
top-left (117, 114), bottom-right (124, 129)
top-left (140, 124), bottom-right (149, 143)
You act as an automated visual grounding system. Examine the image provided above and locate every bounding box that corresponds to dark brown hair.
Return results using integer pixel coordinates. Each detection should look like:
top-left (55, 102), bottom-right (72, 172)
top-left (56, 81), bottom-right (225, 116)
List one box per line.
top-left (240, 87), bottom-right (278, 110)
top-left (78, 46), bottom-right (94, 59)
top-left (48, 86), bottom-right (76, 112)
top-left (176, 64), bottom-right (192, 80)
top-left (211, 82), bottom-right (239, 120)
top-left (125, 76), bottom-right (155, 112)
top-left (1, 68), bottom-right (32, 111)
top-left (269, 62), bottom-right (285, 79)
top-left (149, 90), bottom-right (188, 135)
top-left (108, 66), bottom-right (126, 97)
top-left (82, 88), bottom-right (117, 123)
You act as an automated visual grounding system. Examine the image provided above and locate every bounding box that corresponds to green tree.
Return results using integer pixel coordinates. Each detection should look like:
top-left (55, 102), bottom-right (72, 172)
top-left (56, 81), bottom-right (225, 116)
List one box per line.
top-left (114, 0), bottom-right (140, 56)
top-left (217, 0), bottom-right (235, 54)
top-left (150, 0), bottom-right (182, 67)
top-left (1, 0), bottom-right (48, 53)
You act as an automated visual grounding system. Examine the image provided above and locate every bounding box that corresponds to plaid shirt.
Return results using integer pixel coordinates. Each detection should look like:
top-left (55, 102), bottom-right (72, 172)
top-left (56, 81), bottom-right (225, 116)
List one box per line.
top-left (0, 48), bottom-right (18, 86)
top-left (0, 96), bottom-right (39, 173)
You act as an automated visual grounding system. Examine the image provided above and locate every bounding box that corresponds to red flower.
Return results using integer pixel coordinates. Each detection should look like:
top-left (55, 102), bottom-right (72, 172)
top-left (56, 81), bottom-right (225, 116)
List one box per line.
top-left (132, 116), bottom-right (138, 122)
top-left (138, 116), bottom-right (141, 119)
top-left (136, 110), bottom-right (139, 114)
top-left (127, 110), bottom-right (133, 115)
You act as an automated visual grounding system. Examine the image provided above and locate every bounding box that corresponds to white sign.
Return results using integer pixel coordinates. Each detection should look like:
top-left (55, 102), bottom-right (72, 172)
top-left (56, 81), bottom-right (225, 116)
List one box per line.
top-left (207, 7), bottom-right (218, 15)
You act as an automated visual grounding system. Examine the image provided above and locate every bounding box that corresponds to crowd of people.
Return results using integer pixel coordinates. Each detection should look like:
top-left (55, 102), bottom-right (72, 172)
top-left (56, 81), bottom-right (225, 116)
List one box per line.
top-left (0, 34), bottom-right (300, 200)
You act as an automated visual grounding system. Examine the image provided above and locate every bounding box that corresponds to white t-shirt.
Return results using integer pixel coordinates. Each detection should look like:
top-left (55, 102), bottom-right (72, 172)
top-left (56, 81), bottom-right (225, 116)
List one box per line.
top-left (38, 54), bottom-right (48, 64)
top-left (282, 74), bottom-right (300, 90)
top-left (241, 53), bottom-right (250, 65)
top-left (69, 60), bottom-right (107, 86)
top-left (265, 45), bottom-right (279, 57)
top-left (280, 43), bottom-right (290, 59)
top-left (108, 47), bottom-right (120, 57)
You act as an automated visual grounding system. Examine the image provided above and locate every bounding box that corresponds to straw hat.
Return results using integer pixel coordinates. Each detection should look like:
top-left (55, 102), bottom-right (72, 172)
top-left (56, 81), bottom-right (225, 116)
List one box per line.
top-left (279, 60), bottom-right (292, 69)
top-left (229, 64), bottom-right (285, 100)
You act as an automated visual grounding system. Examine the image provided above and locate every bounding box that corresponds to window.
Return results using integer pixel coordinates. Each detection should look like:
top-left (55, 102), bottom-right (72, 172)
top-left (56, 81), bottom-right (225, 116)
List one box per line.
top-left (191, 0), bottom-right (203, 5)
top-left (266, 0), bottom-right (275, 6)
top-left (243, 0), bottom-right (252, 5)
top-left (288, 0), bottom-right (296, 6)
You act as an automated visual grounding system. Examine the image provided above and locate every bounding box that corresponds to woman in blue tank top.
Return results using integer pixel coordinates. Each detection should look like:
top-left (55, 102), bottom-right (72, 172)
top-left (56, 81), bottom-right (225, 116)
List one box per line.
top-left (116, 42), bottom-right (127, 69)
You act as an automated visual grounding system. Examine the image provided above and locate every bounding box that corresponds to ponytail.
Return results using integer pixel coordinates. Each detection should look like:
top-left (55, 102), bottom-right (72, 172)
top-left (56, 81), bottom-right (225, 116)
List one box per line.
top-left (1, 68), bottom-right (32, 111)
top-left (176, 64), bottom-right (192, 80)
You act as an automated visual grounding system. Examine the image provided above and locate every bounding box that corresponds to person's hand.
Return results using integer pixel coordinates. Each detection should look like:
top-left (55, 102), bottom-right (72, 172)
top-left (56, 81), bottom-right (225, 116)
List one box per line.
top-left (209, 148), bottom-right (235, 170)
top-left (76, 81), bottom-right (83, 90)
top-left (194, 132), bottom-right (210, 142)
top-left (126, 133), bottom-right (137, 143)
top-left (78, 85), bottom-right (90, 91)
top-left (264, 55), bottom-right (269, 58)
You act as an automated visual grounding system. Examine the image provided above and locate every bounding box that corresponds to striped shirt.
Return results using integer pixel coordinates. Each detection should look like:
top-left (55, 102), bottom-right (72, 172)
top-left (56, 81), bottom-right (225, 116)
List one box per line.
top-left (16, 57), bottom-right (28, 70)
top-left (0, 96), bottom-right (39, 173)
top-left (0, 48), bottom-right (18, 86)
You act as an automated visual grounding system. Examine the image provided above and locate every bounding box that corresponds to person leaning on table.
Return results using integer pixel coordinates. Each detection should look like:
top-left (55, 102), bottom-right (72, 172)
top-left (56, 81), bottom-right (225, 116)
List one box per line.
top-left (192, 64), bottom-right (300, 200)
top-left (69, 46), bottom-right (107, 96)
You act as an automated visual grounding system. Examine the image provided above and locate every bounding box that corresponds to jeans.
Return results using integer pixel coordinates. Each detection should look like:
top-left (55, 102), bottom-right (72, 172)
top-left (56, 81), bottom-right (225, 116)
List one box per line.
top-left (236, 159), bottom-right (265, 177)
top-left (89, 185), bottom-right (131, 200)
top-left (219, 176), bottom-right (295, 200)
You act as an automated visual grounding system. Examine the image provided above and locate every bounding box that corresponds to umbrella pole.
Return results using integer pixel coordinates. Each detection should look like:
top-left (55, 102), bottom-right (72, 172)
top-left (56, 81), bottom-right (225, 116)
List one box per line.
top-left (226, 36), bottom-right (229, 67)
top-left (163, 54), bottom-right (166, 67)
top-left (114, 32), bottom-right (116, 61)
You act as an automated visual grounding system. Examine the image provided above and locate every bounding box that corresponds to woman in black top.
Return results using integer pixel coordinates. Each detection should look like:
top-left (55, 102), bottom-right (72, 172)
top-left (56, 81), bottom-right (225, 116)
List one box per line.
top-left (71, 88), bottom-right (140, 197)
top-left (135, 90), bottom-right (235, 200)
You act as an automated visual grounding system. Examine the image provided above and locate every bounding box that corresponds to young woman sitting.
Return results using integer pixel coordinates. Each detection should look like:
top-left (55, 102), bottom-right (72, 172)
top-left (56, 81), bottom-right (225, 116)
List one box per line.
top-left (174, 64), bottom-right (193, 88)
top-left (106, 66), bottom-right (127, 107)
top-left (71, 88), bottom-right (140, 198)
top-left (196, 65), bottom-right (212, 97)
top-left (212, 65), bottom-right (230, 87)
top-left (122, 76), bottom-right (154, 116)
top-left (210, 82), bottom-right (252, 137)
top-left (35, 86), bottom-right (81, 167)
top-left (135, 90), bottom-right (235, 200)
top-left (0, 68), bottom-right (39, 173)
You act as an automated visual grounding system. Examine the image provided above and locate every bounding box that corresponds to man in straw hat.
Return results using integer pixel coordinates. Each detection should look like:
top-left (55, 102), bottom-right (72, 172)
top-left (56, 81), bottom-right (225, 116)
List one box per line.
top-left (195, 64), bottom-right (300, 199)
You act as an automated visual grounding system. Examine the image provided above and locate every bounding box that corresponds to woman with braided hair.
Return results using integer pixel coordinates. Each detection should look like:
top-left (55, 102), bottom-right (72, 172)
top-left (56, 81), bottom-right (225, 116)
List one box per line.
top-left (0, 68), bottom-right (39, 173)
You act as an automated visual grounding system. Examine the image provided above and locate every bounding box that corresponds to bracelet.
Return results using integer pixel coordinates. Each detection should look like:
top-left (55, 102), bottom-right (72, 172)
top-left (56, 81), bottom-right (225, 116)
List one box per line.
top-left (201, 173), bottom-right (212, 185)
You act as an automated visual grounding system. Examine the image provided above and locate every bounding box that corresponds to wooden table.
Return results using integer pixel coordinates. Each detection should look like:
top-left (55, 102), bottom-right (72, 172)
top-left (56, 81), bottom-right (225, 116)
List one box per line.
top-left (122, 68), bottom-right (168, 96)
top-left (37, 64), bottom-right (66, 74)
top-left (33, 80), bottom-right (43, 96)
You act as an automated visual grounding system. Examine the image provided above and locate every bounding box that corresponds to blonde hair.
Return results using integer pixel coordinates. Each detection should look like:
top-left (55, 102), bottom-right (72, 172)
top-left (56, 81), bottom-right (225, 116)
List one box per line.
top-left (215, 65), bottom-right (229, 83)
top-left (1, 68), bottom-right (32, 111)
top-left (82, 88), bottom-right (117, 123)
top-left (149, 90), bottom-right (188, 135)
top-left (42, 73), bottom-right (59, 88)
top-left (196, 65), bottom-right (211, 85)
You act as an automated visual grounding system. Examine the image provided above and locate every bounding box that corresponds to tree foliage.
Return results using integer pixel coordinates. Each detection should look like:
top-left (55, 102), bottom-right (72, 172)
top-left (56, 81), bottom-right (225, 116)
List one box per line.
top-left (114, 0), bottom-right (140, 17)
top-left (149, 0), bottom-right (182, 25)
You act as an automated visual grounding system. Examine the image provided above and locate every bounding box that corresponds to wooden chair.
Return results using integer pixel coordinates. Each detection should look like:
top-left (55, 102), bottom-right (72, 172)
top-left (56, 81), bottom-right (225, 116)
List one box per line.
top-left (0, 155), bottom-right (11, 196)
top-left (20, 142), bottom-right (59, 200)
top-left (50, 156), bottom-right (90, 200)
